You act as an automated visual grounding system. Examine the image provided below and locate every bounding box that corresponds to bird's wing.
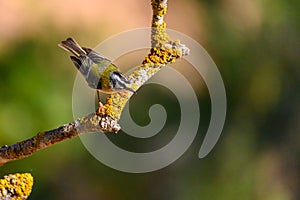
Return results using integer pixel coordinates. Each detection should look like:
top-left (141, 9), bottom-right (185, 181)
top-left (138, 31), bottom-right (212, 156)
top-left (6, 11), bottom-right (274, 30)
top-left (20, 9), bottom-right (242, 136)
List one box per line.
top-left (82, 47), bottom-right (112, 64)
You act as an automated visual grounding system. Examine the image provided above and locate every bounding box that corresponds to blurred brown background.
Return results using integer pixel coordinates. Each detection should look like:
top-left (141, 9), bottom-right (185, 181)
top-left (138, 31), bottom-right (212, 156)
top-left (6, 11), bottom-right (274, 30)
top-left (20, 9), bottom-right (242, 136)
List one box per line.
top-left (0, 0), bottom-right (299, 199)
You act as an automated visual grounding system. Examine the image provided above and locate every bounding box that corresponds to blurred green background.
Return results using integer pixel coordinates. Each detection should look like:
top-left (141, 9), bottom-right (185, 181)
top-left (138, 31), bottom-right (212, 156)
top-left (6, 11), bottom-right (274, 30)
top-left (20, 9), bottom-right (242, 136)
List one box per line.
top-left (0, 0), bottom-right (299, 199)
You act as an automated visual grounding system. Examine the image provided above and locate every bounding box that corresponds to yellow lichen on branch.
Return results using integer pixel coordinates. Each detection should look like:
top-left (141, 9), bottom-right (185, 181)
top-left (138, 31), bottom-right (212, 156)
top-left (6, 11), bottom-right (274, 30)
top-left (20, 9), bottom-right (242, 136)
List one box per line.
top-left (151, 0), bottom-right (169, 47)
top-left (151, 0), bottom-right (167, 17)
top-left (101, 45), bottom-right (186, 120)
top-left (100, 0), bottom-right (188, 121)
top-left (0, 173), bottom-right (33, 200)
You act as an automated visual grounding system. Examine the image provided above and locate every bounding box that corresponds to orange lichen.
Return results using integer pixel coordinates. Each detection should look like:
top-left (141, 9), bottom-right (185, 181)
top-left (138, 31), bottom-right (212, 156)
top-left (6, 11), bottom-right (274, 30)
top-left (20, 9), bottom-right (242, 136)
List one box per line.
top-left (142, 47), bottom-right (181, 65)
top-left (0, 173), bottom-right (33, 200)
top-left (103, 96), bottom-right (114, 117)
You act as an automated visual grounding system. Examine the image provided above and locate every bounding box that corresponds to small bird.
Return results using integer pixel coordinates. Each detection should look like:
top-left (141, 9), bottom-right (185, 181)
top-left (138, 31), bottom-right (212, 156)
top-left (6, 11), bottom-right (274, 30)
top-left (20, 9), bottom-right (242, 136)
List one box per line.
top-left (58, 37), bottom-right (136, 102)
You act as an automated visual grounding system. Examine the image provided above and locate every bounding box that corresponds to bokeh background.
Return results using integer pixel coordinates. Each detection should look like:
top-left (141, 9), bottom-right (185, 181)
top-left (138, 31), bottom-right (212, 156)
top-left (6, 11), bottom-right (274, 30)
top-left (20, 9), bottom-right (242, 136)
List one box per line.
top-left (0, 0), bottom-right (299, 199)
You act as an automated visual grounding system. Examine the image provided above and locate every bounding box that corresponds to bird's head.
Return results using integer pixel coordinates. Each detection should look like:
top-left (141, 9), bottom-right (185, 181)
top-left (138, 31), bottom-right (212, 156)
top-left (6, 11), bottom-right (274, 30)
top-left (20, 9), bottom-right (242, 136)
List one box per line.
top-left (110, 71), bottom-right (136, 94)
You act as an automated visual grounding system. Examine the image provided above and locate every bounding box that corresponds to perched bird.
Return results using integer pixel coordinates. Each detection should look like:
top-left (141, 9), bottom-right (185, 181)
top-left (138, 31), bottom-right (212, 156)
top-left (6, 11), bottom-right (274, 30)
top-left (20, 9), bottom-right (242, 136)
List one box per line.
top-left (58, 37), bottom-right (135, 101)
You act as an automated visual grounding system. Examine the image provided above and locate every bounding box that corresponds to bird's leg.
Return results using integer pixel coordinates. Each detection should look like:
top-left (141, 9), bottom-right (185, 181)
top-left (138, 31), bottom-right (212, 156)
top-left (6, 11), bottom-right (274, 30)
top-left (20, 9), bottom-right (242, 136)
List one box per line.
top-left (97, 90), bottom-right (101, 102)
top-left (96, 91), bottom-right (105, 116)
top-left (119, 90), bottom-right (136, 98)
top-left (119, 91), bottom-right (127, 97)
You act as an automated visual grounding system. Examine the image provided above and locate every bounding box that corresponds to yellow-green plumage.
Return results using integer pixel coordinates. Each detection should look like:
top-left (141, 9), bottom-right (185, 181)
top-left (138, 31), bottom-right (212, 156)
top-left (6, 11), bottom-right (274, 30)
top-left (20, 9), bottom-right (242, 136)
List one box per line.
top-left (91, 62), bottom-right (118, 92)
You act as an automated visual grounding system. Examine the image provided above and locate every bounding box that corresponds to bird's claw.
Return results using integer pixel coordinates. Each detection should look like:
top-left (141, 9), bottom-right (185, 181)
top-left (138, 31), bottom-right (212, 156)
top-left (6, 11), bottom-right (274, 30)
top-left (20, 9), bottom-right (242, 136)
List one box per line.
top-left (96, 101), bottom-right (106, 116)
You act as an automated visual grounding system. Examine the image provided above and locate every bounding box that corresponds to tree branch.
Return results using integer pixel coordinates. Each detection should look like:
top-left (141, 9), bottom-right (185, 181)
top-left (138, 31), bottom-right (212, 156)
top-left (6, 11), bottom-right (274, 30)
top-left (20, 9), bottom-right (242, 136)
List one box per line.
top-left (0, 114), bottom-right (119, 165)
top-left (0, 0), bottom-right (189, 166)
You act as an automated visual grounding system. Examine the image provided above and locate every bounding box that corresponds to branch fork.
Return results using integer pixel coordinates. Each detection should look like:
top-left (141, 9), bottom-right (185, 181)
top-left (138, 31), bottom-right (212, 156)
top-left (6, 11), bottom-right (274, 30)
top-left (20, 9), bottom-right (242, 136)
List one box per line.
top-left (0, 0), bottom-right (190, 168)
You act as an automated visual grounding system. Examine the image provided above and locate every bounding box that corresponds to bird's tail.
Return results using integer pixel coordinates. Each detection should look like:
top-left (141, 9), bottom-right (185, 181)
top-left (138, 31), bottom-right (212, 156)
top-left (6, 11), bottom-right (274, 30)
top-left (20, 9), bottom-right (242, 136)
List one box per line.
top-left (59, 37), bottom-right (93, 78)
top-left (58, 37), bottom-right (86, 57)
